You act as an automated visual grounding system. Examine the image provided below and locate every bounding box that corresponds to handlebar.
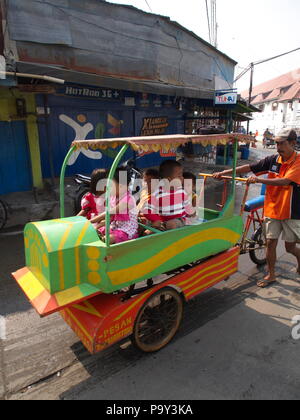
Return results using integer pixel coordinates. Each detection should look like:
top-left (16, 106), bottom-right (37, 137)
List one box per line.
top-left (199, 173), bottom-right (251, 216)
top-left (199, 173), bottom-right (248, 183)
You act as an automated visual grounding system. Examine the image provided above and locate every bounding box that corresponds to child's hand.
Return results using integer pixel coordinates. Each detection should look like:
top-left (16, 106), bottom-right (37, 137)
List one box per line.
top-left (99, 220), bottom-right (106, 228)
top-left (139, 215), bottom-right (147, 224)
top-left (152, 221), bottom-right (163, 230)
top-left (91, 212), bottom-right (105, 224)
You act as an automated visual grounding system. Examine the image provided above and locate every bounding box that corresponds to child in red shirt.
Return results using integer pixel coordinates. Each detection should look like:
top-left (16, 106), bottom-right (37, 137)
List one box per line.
top-left (144, 160), bottom-right (188, 230)
top-left (78, 169), bottom-right (107, 221)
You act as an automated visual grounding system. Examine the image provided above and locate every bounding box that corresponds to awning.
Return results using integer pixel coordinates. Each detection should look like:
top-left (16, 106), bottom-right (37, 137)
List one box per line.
top-left (16, 61), bottom-right (215, 100)
top-left (72, 133), bottom-right (253, 153)
top-left (233, 112), bottom-right (253, 122)
top-left (235, 102), bottom-right (261, 114)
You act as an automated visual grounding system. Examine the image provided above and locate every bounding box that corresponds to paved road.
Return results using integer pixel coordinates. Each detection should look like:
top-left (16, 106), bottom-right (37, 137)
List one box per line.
top-left (1, 148), bottom-right (300, 400)
top-left (1, 225), bottom-right (300, 400)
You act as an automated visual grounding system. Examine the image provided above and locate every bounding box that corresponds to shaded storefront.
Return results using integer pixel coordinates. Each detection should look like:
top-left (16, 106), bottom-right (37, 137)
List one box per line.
top-left (35, 84), bottom-right (186, 178)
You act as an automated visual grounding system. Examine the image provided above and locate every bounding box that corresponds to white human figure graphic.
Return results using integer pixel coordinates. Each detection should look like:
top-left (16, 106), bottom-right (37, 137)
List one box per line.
top-left (59, 114), bottom-right (102, 165)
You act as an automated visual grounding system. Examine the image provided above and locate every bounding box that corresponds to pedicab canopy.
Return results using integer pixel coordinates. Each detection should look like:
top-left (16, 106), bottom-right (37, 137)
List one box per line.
top-left (71, 133), bottom-right (253, 152)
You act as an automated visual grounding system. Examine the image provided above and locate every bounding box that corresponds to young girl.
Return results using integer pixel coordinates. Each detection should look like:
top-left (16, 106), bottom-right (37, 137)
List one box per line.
top-left (91, 168), bottom-right (139, 244)
top-left (77, 169), bottom-right (107, 221)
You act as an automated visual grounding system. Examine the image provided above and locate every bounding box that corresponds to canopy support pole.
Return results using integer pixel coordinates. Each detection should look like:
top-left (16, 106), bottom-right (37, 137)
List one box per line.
top-left (105, 144), bottom-right (130, 248)
top-left (60, 146), bottom-right (77, 218)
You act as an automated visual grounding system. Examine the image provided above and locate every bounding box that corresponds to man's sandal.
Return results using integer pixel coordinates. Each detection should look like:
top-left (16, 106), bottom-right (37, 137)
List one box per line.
top-left (257, 280), bottom-right (277, 288)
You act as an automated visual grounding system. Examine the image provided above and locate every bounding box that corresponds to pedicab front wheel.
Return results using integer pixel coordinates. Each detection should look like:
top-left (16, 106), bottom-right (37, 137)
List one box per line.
top-left (249, 226), bottom-right (267, 266)
top-left (132, 287), bottom-right (184, 353)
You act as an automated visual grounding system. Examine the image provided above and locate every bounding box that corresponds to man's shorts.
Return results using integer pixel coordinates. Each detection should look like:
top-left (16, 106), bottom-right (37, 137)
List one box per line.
top-left (264, 218), bottom-right (300, 243)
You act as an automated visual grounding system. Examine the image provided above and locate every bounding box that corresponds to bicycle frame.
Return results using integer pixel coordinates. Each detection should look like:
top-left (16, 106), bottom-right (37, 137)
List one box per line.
top-left (198, 174), bottom-right (265, 254)
top-left (240, 207), bottom-right (264, 254)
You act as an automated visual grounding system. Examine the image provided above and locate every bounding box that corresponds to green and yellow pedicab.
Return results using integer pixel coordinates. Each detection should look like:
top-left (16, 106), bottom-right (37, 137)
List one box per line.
top-left (13, 133), bottom-right (252, 353)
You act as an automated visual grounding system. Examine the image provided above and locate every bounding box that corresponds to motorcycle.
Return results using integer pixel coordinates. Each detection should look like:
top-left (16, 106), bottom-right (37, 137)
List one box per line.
top-left (266, 137), bottom-right (275, 149)
top-left (74, 158), bottom-right (143, 213)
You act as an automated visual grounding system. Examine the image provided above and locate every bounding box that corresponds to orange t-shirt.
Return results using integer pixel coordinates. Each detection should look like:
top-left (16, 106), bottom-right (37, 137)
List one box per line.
top-left (250, 152), bottom-right (300, 220)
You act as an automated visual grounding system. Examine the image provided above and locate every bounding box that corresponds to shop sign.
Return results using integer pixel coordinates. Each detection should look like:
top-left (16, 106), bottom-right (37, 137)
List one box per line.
top-left (19, 85), bottom-right (56, 94)
top-left (141, 117), bottom-right (169, 136)
top-left (163, 97), bottom-right (173, 108)
top-left (124, 97), bottom-right (135, 106)
top-left (215, 90), bottom-right (237, 105)
top-left (153, 96), bottom-right (162, 108)
top-left (62, 85), bottom-right (121, 100)
top-left (139, 93), bottom-right (150, 108)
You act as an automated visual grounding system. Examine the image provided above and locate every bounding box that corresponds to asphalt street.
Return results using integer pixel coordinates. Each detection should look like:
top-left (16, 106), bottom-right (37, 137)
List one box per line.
top-left (1, 146), bottom-right (300, 400)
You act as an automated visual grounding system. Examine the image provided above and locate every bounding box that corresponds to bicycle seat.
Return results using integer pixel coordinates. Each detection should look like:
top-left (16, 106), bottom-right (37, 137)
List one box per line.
top-left (244, 195), bottom-right (265, 212)
top-left (75, 174), bottom-right (91, 182)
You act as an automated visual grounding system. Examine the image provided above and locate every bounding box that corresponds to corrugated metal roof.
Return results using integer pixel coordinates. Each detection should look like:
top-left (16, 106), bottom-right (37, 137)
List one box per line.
top-left (17, 61), bottom-right (215, 99)
top-left (5, 0), bottom-right (235, 95)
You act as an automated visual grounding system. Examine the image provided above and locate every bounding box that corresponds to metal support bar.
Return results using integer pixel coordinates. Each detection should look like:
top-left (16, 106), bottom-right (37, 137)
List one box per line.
top-left (60, 146), bottom-right (76, 218)
top-left (105, 144), bottom-right (129, 247)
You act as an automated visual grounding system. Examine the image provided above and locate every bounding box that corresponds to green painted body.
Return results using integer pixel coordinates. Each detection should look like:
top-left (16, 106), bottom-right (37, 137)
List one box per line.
top-left (23, 210), bottom-right (243, 295)
top-left (24, 218), bottom-right (99, 294)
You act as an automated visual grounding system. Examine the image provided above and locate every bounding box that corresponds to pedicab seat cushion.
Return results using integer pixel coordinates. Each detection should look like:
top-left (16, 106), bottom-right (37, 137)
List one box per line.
top-left (244, 196), bottom-right (265, 212)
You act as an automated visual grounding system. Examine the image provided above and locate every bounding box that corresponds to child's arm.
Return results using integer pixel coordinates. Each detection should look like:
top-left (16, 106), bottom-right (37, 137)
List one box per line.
top-left (91, 197), bottom-right (134, 224)
top-left (143, 194), bottom-right (162, 228)
top-left (90, 212), bottom-right (105, 224)
top-left (77, 209), bottom-right (88, 217)
top-left (78, 193), bottom-right (93, 218)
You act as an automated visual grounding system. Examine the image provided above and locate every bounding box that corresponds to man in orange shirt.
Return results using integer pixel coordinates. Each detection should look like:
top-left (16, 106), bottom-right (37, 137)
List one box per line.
top-left (214, 129), bottom-right (300, 287)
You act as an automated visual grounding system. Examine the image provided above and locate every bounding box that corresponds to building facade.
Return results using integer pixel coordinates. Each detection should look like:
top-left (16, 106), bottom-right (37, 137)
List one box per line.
top-left (242, 69), bottom-right (300, 136)
top-left (0, 0), bottom-right (238, 195)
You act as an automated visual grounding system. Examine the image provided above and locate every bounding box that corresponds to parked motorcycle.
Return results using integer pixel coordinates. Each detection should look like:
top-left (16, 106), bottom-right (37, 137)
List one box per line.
top-left (74, 159), bottom-right (143, 214)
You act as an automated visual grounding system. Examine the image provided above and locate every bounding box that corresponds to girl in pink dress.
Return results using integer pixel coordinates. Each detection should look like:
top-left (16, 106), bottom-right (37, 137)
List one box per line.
top-left (91, 168), bottom-right (139, 244)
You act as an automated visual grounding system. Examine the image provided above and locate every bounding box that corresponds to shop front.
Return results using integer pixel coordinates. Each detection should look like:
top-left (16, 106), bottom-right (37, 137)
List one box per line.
top-left (35, 84), bottom-right (186, 179)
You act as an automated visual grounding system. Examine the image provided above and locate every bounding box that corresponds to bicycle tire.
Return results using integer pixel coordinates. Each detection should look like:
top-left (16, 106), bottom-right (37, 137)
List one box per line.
top-left (0, 199), bottom-right (8, 231)
top-left (249, 226), bottom-right (267, 266)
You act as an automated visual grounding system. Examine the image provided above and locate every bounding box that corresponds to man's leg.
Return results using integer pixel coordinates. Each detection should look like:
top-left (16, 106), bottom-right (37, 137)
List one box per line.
top-left (257, 239), bottom-right (278, 287)
top-left (257, 218), bottom-right (281, 287)
top-left (285, 242), bottom-right (300, 274)
top-left (263, 239), bottom-right (278, 283)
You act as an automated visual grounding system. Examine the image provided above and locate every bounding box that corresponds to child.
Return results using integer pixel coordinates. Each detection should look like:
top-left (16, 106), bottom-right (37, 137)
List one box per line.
top-left (77, 169), bottom-right (107, 221)
top-left (144, 160), bottom-right (188, 231)
top-left (138, 168), bottom-right (159, 214)
top-left (183, 172), bottom-right (198, 225)
top-left (91, 168), bottom-right (139, 244)
top-left (138, 168), bottom-right (159, 235)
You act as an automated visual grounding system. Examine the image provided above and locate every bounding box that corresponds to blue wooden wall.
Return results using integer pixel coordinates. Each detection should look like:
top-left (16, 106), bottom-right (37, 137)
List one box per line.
top-left (0, 121), bottom-right (32, 194)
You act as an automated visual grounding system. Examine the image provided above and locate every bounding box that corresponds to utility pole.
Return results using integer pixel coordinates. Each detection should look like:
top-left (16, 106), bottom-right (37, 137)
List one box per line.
top-left (247, 63), bottom-right (254, 133)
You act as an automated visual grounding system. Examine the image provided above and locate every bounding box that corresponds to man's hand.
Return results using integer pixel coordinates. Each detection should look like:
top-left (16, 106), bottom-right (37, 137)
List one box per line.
top-left (212, 172), bottom-right (225, 180)
top-left (247, 176), bottom-right (259, 185)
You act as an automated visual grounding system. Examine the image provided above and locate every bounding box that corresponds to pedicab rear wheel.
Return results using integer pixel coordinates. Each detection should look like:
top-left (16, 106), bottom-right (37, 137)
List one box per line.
top-left (132, 287), bottom-right (184, 353)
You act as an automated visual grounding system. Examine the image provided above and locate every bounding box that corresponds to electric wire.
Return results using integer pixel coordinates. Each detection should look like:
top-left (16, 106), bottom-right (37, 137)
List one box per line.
top-left (205, 0), bottom-right (212, 44)
top-left (144, 0), bottom-right (152, 12)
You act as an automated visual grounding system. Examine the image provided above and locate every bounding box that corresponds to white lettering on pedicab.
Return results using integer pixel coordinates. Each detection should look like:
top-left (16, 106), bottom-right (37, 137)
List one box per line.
top-left (292, 315), bottom-right (300, 340)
